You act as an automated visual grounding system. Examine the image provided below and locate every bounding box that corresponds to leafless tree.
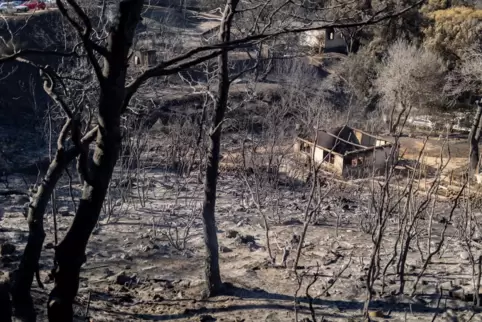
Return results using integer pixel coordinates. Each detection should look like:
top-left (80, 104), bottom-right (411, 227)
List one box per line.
top-left (200, 0), bottom-right (240, 297)
top-left (0, 0), bottom-right (429, 319)
top-left (454, 183), bottom-right (482, 306)
top-left (447, 47), bottom-right (482, 174)
top-left (234, 101), bottom-right (294, 263)
top-left (375, 39), bottom-right (447, 134)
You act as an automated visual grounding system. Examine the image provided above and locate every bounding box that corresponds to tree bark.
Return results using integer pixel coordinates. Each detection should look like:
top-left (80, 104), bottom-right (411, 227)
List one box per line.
top-left (0, 280), bottom-right (12, 322)
top-left (11, 145), bottom-right (79, 322)
top-left (469, 101), bottom-right (482, 175)
top-left (11, 119), bottom-right (97, 322)
top-left (201, 0), bottom-right (238, 297)
top-left (47, 1), bottom-right (144, 321)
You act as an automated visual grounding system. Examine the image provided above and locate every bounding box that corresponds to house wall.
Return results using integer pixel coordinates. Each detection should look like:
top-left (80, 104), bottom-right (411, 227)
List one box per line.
top-left (302, 30), bottom-right (324, 48)
top-left (313, 146), bottom-right (324, 163)
top-left (353, 129), bottom-right (391, 148)
top-left (294, 137), bottom-right (396, 178)
top-left (294, 140), bottom-right (301, 152)
top-left (314, 146), bottom-right (344, 175)
top-left (334, 154), bottom-right (344, 175)
top-left (342, 145), bottom-right (396, 178)
top-left (376, 139), bottom-right (388, 146)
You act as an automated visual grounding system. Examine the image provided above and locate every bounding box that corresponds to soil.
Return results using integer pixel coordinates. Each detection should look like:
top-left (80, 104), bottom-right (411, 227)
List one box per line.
top-left (1, 156), bottom-right (481, 321)
top-left (1, 4), bottom-right (482, 322)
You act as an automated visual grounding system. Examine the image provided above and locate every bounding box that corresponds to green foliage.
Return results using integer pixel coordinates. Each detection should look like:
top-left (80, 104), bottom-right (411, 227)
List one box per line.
top-left (421, 0), bottom-right (450, 12)
top-left (423, 7), bottom-right (482, 59)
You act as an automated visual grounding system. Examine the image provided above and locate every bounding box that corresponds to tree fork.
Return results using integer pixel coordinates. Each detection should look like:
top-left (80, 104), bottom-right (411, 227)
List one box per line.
top-left (47, 0), bottom-right (144, 320)
top-left (48, 123), bottom-right (121, 322)
top-left (11, 122), bottom-right (96, 322)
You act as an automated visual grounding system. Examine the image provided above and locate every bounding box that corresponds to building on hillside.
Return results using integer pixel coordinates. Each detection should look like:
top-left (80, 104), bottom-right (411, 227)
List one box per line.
top-left (323, 28), bottom-right (349, 55)
top-left (133, 49), bottom-right (157, 67)
top-left (302, 27), bottom-right (349, 55)
top-left (294, 125), bottom-right (398, 178)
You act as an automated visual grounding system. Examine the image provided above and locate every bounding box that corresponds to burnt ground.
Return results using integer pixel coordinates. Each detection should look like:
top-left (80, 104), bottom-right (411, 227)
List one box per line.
top-left (1, 4), bottom-right (482, 322)
top-left (1, 144), bottom-right (482, 321)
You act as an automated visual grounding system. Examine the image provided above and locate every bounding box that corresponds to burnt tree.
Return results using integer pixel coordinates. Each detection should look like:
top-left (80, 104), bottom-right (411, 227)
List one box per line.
top-left (469, 100), bottom-right (482, 175)
top-left (0, 0), bottom-right (429, 319)
top-left (46, 1), bottom-right (145, 319)
top-left (11, 120), bottom-right (97, 321)
top-left (201, 0), bottom-right (239, 297)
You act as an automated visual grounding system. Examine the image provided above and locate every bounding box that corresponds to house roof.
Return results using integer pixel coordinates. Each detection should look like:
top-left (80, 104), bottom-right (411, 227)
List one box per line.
top-left (315, 125), bottom-right (359, 154)
top-left (299, 125), bottom-right (393, 155)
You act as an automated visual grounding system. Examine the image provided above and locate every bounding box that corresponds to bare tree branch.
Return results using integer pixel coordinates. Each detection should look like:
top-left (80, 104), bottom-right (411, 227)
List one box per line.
top-left (124, 0), bottom-right (425, 107)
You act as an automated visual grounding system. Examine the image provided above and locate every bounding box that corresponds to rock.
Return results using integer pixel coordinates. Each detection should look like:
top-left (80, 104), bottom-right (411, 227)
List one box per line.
top-left (441, 309), bottom-right (458, 322)
top-left (141, 245), bottom-right (151, 252)
top-left (0, 243), bottom-right (15, 256)
top-left (265, 312), bottom-right (280, 322)
top-left (248, 242), bottom-right (259, 252)
top-left (219, 246), bottom-right (232, 253)
top-left (322, 251), bottom-right (343, 266)
top-left (281, 218), bottom-right (303, 225)
top-left (340, 197), bottom-right (355, 204)
top-left (368, 310), bottom-right (384, 318)
top-left (313, 219), bottom-right (325, 226)
top-left (198, 315), bottom-right (216, 322)
top-left (236, 220), bottom-right (246, 227)
top-left (448, 287), bottom-right (468, 301)
top-left (459, 251), bottom-right (470, 260)
top-left (158, 279), bottom-right (174, 289)
top-left (58, 206), bottom-right (72, 217)
top-left (224, 230), bottom-right (239, 238)
top-left (43, 273), bottom-right (53, 284)
top-left (290, 234), bottom-right (300, 246)
top-left (439, 281), bottom-right (454, 290)
top-left (120, 253), bottom-right (132, 261)
top-left (153, 294), bottom-right (164, 301)
top-left (177, 279), bottom-right (191, 288)
top-left (235, 234), bottom-right (255, 245)
top-left (111, 271), bottom-right (135, 285)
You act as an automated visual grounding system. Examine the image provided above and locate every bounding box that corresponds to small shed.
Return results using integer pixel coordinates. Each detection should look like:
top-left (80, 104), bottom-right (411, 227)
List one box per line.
top-left (133, 49), bottom-right (157, 67)
top-left (324, 28), bottom-right (348, 55)
top-left (301, 27), bottom-right (349, 55)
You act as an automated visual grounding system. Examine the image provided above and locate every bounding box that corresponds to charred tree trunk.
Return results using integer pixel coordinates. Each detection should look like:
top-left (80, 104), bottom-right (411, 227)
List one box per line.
top-left (47, 1), bottom-right (144, 321)
top-left (10, 121), bottom-right (96, 322)
top-left (11, 145), bottom-right (78, 322)
top-left (201, 0), bottom-right (238, 297)
top-left (469, 101), bottom-right (482, 175)
top-left (0, 280), bottom-right (12, 322)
